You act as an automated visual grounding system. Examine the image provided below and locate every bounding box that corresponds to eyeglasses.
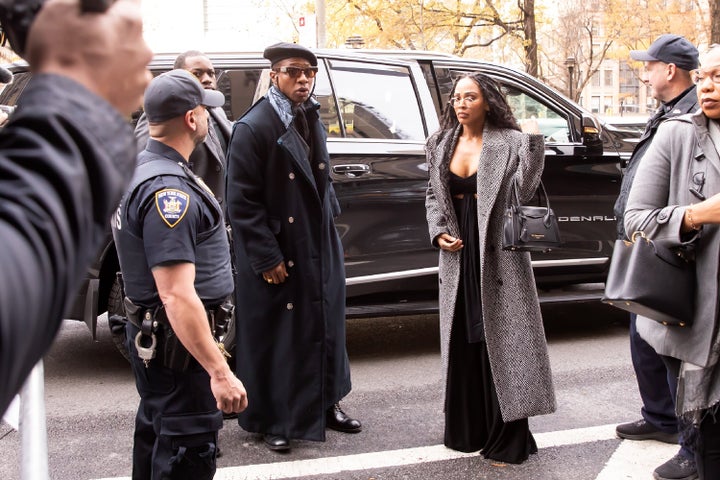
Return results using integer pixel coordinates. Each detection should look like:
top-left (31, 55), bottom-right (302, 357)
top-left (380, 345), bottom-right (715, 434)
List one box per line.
top-left (273, 66), bottom-right (318, 79)
top-left (691, 68), bottom-right (720, 85)
top-left (449, 95), bottom-right (479, 106)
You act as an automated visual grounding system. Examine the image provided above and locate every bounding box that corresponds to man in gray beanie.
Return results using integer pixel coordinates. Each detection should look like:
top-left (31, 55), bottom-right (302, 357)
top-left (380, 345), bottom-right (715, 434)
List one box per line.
top-left (226, 42), bottom-right (361, 452)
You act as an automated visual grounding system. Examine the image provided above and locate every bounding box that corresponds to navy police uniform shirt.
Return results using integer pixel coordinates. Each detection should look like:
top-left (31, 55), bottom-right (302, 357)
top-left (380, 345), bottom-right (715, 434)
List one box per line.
top-left (112, 139), bottom-right (233, 308)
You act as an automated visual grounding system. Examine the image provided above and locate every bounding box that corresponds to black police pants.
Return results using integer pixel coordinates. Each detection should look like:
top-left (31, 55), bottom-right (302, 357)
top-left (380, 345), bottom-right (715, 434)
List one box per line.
top-left (126, 323), bottom-right (223, 480)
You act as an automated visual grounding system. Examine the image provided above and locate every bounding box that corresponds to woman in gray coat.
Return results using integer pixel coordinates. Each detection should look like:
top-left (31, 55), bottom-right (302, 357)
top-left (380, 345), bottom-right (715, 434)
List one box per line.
top-left (425, 73), bottom-right (555, 464)
top-left (625, 45), bottom-right (720, 478)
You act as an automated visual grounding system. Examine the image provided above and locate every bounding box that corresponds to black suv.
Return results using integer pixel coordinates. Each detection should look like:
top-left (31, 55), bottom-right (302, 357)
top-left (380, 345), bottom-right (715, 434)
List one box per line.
top-left (0, 50), bottom-right (634, 352)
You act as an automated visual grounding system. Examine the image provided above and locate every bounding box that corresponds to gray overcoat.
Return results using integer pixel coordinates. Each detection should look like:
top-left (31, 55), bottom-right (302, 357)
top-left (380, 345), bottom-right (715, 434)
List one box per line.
top-left (425, 124), bottom-right (556, 422)
top-left (626, 111), bottom-right (720, 415)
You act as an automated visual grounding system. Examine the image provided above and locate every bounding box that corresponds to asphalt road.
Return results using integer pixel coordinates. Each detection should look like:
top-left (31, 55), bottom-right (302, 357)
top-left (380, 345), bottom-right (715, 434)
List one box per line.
top-left (0, 303), bottom-right (678, 479)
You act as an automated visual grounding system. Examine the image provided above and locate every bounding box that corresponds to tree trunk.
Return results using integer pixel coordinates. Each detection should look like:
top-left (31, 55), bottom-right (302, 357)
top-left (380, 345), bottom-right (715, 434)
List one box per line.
top-left (522, 0), bottom-right (538, 77)
top-left (712, 0), bottom-right (720, 45)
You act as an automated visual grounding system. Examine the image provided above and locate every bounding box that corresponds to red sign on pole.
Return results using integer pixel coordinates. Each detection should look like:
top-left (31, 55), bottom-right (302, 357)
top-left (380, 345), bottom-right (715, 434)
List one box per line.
top-left (299, 16), bottom-right (305, 27)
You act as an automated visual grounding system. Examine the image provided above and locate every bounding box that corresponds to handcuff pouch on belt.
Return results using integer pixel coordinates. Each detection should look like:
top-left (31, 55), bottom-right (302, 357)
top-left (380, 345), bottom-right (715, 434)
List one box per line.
top-left (124, 297), bottom-right (193, 371)
top-left (124, 297), bottom-right (235, 372)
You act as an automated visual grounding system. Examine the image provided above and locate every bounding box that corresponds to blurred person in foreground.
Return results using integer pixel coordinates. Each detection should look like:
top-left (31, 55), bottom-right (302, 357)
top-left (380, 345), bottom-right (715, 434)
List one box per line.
top-left (425, 72), bottom-right (555, 464)
top-left (0, 0), bottom-right (152, 415)
top-left (112, 69), bottom-right (247, 479)
top-left (625, 44), bottom-right (720, 479)
top-left (226, 42), bottom-right (360, 452)
top-left (613, 34), bottom-right (699, 480)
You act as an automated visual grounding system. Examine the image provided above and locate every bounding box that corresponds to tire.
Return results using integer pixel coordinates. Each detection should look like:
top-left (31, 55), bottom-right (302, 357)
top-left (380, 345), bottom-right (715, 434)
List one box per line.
top-left (108, 277), bottom-right (131, 362)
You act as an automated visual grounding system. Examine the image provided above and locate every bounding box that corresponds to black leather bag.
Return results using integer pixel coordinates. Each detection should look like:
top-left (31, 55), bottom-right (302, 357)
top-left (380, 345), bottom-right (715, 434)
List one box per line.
top-left (502, 178), bottom-right (561, 252)
top-left (602, 210), bottom-right (695, 327)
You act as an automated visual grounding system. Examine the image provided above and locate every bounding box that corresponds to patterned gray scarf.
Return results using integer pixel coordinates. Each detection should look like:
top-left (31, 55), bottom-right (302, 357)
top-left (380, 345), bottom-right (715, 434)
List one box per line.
top-left (266, 85), bottom-right (294, 128)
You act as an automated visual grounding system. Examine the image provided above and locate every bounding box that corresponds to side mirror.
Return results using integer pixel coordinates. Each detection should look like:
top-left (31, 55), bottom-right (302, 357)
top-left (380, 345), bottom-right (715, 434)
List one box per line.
top-left (581, 114), bottom-right (603, 154)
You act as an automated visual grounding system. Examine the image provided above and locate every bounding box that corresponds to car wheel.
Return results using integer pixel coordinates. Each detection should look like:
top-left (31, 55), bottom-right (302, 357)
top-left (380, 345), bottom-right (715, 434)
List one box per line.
top-left (108, 277), bottom-right (131, 362)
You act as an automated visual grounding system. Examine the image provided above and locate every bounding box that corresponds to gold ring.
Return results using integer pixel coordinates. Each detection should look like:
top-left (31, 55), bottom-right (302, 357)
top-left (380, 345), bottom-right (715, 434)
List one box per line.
top-left (266, 278), bottom-right (273, 284)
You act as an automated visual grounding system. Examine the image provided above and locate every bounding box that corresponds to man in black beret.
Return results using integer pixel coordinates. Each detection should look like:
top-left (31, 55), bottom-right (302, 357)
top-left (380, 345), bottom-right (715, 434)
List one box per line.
top-left (226, 42), bottom-right (361, 452)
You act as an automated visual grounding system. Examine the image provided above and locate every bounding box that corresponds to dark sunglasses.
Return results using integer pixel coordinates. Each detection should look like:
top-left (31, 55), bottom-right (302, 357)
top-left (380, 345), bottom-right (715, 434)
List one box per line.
top-left (273, 66), bottom-right (318, 79)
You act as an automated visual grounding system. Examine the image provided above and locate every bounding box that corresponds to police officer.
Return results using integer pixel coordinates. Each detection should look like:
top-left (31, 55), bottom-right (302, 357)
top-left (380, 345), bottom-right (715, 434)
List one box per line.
top-left (113, 69), bottom-right (247, 480)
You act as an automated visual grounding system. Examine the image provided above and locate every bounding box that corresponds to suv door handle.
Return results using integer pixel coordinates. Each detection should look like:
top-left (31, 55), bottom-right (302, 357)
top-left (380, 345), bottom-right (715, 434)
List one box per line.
top-left (332, 164), bottom-right (371, 177)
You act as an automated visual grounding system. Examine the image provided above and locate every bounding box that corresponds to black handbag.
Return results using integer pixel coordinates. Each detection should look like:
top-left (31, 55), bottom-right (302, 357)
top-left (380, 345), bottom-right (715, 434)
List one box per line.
top-left (601, 210), bottom-right (695, 326)
top-left (502, 178), bottom-right (561, 252)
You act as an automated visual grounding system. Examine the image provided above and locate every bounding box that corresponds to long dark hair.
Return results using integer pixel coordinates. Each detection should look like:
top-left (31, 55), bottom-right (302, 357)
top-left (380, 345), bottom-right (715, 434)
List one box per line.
top-left (439, 73), bottom-right (520, 132)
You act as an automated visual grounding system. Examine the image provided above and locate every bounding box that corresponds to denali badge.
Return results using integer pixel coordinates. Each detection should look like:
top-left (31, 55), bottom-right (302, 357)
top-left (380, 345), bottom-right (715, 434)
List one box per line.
top-left (557, 216), bottom-right (616, 222)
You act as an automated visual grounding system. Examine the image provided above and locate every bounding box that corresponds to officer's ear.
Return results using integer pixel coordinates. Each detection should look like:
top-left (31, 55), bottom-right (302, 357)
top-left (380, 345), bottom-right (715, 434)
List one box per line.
top-left (185, 108), bottom-right (198, 132)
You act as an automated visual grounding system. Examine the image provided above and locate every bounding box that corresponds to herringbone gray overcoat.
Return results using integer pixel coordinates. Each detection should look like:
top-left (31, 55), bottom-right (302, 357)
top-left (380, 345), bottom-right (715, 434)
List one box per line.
top-left (425, 124), bottom-right (556, 422)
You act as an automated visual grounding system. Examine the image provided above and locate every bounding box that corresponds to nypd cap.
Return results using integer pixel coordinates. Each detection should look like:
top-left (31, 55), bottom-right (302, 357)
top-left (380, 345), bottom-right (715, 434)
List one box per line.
top-left (263, 42), bottom-right (317, 67)
top-left (630, 34), bottom-right (699, 71)
top-left (144, 69), bottom-right (225, 123)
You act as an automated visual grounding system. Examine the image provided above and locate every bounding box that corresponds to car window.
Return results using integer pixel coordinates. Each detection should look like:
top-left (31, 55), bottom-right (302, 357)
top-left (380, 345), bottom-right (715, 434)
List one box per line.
top-left (434, 67), bottom-right (572, 144)
top-left (326, 59), bottom-right (425, 140)
top-left (504, 87), bottom-right (570, 143)
top-left (312, 61), bottom-right (341, 138)
top-left (218, 68), bottom-right (264, 121)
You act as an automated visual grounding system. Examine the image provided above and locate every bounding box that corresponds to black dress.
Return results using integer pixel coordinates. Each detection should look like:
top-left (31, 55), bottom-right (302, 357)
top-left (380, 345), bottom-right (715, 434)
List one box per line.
top-left (444, 171), bottom-right (538, 464)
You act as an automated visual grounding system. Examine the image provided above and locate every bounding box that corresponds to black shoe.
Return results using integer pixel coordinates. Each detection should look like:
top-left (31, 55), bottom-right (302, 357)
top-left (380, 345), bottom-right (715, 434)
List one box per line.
top-left (263, 434), bottom-right (290, 452)
top-left (326, 403), bottom-right (362, 433)
top-left (653, 453), bottom-right (698, 480)
top-left (616, 419), bottom-right (679, 444)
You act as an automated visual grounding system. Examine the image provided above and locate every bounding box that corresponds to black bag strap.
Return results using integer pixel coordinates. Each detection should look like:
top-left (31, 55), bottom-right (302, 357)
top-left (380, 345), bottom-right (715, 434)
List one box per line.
top-left (511, 177), bottom-right (552, 211)
top-left (630, 208), bottom-right (662, 242)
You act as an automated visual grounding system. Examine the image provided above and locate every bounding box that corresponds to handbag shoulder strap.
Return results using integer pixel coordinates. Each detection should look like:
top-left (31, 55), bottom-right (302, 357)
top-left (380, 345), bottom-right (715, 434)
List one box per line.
top-left (510, 177), bottom-right (551, 210)
top-left (630, 208), bottom-right (662, 241)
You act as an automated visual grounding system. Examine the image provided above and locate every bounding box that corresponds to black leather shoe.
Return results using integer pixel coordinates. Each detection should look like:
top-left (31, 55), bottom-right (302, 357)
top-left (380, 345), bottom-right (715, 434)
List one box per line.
top-left (263, 434), bottom-right (290, 452)
top-left (326, 403), bottom-right (362, 433)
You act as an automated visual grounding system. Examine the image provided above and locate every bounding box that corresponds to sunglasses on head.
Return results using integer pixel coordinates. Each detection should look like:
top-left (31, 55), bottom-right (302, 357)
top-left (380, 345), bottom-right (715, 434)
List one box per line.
top-left (273, 66), bottom-right (318, 79)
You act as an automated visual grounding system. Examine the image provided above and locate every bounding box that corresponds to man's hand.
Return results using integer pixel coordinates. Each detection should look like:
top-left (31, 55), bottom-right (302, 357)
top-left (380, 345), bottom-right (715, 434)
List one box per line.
top-left (210, 370), bottom-right (248, 414)
top-left (26, 0), bottom-right (152, 117)
top-left (262, 261), bottom-right (288, 284)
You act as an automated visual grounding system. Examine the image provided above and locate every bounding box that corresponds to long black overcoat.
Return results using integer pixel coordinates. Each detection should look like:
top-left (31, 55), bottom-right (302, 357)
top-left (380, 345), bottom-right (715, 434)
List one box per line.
top-left (226, 96), bottom-right (350, 441)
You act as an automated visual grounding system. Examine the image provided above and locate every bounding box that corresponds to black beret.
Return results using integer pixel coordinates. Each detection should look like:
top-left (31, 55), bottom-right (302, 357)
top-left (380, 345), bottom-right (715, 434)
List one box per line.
top-left (263, 42), bottom-right (317, 67)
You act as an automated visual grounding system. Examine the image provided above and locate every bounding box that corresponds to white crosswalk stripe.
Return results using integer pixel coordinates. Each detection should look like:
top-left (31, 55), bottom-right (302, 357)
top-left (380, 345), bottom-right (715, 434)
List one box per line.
top-left (93, 423), bottom-right (680, 480)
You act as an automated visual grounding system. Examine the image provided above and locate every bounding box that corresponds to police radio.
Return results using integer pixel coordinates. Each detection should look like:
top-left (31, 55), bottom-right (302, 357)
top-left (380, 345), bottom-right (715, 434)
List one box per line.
top-left (0, 0), bottom-right (113, 58)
